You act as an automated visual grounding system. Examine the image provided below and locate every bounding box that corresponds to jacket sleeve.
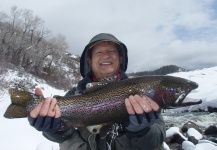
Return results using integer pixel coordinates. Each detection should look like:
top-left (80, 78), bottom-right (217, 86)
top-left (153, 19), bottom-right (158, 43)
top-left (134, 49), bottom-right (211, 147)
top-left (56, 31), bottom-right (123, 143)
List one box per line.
top-left (43, 128), bottom-right (75, 143)
top-left (127, 113), bottom-right (166, 149)
top-left (42, 87), bottom-right (77, 143)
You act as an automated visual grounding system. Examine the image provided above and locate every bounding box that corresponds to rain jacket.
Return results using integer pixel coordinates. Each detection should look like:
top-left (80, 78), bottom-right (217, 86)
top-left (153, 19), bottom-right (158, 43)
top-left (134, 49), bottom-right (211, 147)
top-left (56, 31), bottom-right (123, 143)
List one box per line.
top-left (43, 33), bottom-right (166, 149)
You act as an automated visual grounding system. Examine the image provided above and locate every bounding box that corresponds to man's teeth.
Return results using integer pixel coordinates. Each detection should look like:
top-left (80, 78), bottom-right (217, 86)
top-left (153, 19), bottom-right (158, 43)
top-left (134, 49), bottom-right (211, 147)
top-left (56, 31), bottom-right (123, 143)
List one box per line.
top-left (101, 62), bottom-right (112, 65)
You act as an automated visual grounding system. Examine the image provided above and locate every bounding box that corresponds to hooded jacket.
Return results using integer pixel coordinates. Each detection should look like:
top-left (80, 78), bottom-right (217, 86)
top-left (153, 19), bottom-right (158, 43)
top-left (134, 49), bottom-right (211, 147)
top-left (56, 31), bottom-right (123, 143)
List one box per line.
top-left (43, 33), bottom-right (166, 150)
top-left (80, 33), bottom-right (128, 78)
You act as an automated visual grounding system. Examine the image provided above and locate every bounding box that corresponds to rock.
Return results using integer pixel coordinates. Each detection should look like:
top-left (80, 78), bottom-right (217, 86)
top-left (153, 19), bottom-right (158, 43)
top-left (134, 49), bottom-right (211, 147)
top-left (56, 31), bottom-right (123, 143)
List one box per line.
top-left (166, 134), bottom-right (185, 144)
top-left (168, 143), bottom-right (182, 150)
top-left (204, 125), bottom-right (217, 135)
top-left (188, 136), bottom-right (198, 145)
top-left (165, 120), bottom-right (217, 150)
top-left (198, 140), bottom-right (217, 146)
top-left (196, 143), bottom-right (217, 150)
top-left (182, 141), bottom-right (195, 150)
top-left (207, 106), bottom-right (217, 113)
top-left (162, 142), bottom-right (170, 150)
top-left (187, 128), bottom-right (203, 140)
top-left (181, 121), bottom-right (203, 133)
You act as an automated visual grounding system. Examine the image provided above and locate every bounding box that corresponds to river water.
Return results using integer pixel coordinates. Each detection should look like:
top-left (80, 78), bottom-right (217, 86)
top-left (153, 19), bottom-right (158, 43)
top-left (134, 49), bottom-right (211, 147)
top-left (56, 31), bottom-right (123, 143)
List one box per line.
top-left (162, 112), bottom-right (217, 129)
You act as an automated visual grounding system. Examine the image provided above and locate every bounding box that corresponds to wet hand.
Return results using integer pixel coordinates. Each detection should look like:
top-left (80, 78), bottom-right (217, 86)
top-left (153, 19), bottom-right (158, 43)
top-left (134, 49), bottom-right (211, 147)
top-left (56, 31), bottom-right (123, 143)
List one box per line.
top-left (125, 94), bottom-right (159, 115)
top-left (28, 88), bottom-right (61, 132)
top-left (124, 95), bottom-right (160, 133)
top-left (30, 88), bottom-right (61, 118)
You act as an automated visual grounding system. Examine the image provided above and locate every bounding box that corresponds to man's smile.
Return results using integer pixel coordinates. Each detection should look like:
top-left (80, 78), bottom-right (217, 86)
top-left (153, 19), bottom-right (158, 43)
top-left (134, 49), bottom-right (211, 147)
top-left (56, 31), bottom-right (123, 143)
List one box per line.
top-left (100, 62), bottom-right (112, 65)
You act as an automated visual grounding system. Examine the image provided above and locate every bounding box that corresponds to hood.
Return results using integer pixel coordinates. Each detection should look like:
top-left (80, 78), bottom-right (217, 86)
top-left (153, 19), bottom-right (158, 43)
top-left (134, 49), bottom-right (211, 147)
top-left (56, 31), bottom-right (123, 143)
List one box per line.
top-left (80, 33), bottom-right (128, 78)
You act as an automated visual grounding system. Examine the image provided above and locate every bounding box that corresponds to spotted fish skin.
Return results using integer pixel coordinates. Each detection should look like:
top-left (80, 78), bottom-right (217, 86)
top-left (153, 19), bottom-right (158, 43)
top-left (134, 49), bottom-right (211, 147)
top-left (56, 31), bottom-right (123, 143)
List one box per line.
top-left (4, 75), bottom-right (202, 127)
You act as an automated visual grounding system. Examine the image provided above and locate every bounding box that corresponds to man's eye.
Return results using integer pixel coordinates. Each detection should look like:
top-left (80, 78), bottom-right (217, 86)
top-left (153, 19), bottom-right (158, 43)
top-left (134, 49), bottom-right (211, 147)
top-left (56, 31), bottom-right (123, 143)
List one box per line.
top-left (109, 50), bottom-right (116, 53)
top-left (95, 51), bottom-right (102, 55)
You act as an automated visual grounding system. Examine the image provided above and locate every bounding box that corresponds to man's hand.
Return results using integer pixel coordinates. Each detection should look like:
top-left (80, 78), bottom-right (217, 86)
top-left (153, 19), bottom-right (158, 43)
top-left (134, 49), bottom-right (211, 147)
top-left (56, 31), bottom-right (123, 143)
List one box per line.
top-left (125, 94), bottom-right (159, 115)
top-left (28, 88), bottom-right (62, 133)
top-left (30, 88), bottom-right (61, 118)
top-left (124, 95), bottom-right (160, 133)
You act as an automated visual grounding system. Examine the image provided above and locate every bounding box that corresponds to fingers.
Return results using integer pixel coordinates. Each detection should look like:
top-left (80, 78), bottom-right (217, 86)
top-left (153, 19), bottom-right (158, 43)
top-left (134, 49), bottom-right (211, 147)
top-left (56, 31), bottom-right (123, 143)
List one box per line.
top-left (47, 98), bottom-right (61, 118)
top-left (35, 88), bottom-right (44, 97)
top-left (125, 97), bottom-right (136, 115)
top-left (30, 102), bottom-right (43, 118)
top-left (46, 98), bottom-right (57, 117)
top-left (125, 94), bottom-right (160, 115)
top-left (144, 96), bottom-right (159, 111)
top-left (30, 98), bottom-right (61, 118)
top-left (55, 105), bottom-right (61, 118)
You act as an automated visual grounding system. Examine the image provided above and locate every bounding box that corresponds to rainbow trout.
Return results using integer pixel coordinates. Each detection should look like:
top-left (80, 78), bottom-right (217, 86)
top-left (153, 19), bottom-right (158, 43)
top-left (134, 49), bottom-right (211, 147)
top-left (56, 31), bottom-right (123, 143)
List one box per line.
top-left (4, 75), bottom-right (202, 127)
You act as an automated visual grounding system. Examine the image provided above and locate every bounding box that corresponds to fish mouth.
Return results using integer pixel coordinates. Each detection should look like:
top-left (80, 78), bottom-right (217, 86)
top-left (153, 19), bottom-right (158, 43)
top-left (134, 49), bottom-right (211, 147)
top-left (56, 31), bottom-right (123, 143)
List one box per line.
top-left (182, 97), bottom-right (202, 105)
top-left (175, 91), bottom-right (202, 107)
top-left (173, 80), bottom-right (201, 107)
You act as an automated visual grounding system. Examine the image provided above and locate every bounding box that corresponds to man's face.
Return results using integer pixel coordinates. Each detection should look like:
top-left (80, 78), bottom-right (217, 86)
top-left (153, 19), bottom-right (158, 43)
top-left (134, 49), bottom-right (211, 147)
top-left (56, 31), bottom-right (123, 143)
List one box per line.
top-left (88, 41), bottom-right (122, 78)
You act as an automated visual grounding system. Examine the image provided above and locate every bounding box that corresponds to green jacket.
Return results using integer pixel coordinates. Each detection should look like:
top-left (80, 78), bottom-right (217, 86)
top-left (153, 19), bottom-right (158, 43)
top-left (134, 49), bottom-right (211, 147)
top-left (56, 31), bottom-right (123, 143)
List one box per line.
top-left (43, 72), bottom-right (166, 150)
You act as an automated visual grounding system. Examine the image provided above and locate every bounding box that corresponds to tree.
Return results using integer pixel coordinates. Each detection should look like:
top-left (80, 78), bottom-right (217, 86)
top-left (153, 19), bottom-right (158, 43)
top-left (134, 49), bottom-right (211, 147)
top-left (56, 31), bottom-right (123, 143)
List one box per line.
top-left (0, 6), bottom-right (81, 90)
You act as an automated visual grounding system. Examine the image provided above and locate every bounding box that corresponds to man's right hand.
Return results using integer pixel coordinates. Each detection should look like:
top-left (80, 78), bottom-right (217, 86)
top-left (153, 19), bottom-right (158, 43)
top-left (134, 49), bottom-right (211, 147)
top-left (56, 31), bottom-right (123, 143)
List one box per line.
top-left (30, 88), bottom-right (61, 118)
top-left (28, 88), bottom-right (62, 133)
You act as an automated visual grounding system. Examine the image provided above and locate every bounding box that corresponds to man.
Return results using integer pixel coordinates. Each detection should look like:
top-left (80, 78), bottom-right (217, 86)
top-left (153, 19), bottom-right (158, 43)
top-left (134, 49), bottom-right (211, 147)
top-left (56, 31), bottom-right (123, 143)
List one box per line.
top-left (28, 33), bottom-right (166, 150)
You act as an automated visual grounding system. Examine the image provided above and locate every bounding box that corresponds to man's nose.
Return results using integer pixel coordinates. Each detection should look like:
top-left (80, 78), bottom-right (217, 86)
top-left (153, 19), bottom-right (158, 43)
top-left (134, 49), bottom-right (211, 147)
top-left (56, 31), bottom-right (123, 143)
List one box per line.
top-left (101, 51), bottom-right (111, 58)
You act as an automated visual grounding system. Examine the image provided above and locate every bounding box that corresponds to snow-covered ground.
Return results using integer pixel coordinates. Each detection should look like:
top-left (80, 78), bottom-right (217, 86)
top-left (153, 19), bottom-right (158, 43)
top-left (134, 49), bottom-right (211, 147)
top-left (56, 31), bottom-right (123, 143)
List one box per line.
top-left (0, 66), bottom-right (217, 150)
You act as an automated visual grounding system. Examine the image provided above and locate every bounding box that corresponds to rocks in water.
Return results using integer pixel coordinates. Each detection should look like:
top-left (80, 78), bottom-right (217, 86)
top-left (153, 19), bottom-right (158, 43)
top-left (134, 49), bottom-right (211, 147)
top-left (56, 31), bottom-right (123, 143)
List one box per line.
top-left (188, 136), bottom-right (198, 145)
top-left (182, 141), bottom-right (195, 150)
top-left (204, 125), bottom-right (217, 135)
top-left (207, 106), bottom-right (217, 113)
top-left (165, 121), bottom-right (217, 150)
top-left (181, 121), bottom-right (203, 133)
top-left (187, 128), bottom-right (203, 140)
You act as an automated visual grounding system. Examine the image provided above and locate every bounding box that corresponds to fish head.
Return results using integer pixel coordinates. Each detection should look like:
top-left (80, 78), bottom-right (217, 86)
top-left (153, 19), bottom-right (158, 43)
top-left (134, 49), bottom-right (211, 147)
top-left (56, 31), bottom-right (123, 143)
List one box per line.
top-left (154, 76), bottom-right (202, 108)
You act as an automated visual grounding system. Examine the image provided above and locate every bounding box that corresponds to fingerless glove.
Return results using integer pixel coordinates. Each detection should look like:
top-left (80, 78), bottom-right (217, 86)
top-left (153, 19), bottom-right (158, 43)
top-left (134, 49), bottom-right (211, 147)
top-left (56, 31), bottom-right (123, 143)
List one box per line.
top-left (28, 116), bottom-right (61, 133)
top-left (125, 110), bottom-right (160, 133)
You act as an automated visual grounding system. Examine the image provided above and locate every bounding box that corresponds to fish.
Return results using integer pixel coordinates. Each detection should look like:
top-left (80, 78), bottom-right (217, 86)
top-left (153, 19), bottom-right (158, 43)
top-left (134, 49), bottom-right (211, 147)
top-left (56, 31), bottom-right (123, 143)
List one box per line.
top-left (4, 75), bottom-right (202, 128)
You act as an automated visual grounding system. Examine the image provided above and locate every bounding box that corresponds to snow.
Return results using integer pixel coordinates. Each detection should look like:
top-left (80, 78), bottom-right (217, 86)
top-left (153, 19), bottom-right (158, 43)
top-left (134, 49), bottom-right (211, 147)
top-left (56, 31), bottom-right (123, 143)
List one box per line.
top-left (166, 127), bottom-right (187, 140)
top-left (182, 141), bottom-right (196, 150)
top-left (0, 66), bottom-right (217, 150)
top-left (0, 70), bottom-right (65, 150)
top-left (187, 128), bottom-right (203, 140)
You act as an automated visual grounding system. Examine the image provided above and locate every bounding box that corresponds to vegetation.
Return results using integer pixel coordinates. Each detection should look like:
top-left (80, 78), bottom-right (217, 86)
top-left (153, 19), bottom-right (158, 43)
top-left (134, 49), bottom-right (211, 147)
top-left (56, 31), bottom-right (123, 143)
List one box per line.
top-left (0, 6), bottom-right (81, 90)
top-left (127, 65), bottom-right (187, 77)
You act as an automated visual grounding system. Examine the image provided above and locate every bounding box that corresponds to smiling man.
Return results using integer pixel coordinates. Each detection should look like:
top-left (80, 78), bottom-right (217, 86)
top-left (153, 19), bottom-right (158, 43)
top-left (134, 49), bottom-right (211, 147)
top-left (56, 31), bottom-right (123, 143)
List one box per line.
top-left (88, 41), bottom-right (121, 78)
top-left (28, 33), bottom-right (166, 150)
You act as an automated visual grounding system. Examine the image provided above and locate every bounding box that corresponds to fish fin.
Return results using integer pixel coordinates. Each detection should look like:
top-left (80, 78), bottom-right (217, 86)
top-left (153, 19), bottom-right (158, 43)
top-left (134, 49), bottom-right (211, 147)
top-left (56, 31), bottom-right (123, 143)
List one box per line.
top-left (4, 88), bottom-right (39, 119)
top-left (8, 88), bottom-right (35, 105)
top-left (84, 82), bottom-right (109, 94)
top-left (4, 104), bottom-right (27, 118)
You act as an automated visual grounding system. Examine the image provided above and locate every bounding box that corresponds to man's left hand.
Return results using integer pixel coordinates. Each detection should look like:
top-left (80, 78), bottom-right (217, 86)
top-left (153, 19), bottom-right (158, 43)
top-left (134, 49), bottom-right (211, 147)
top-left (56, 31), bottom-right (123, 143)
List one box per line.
top-left (125, 94), bottom-right (159, 115)
top-left (124, 95), bottom-right (160, 133)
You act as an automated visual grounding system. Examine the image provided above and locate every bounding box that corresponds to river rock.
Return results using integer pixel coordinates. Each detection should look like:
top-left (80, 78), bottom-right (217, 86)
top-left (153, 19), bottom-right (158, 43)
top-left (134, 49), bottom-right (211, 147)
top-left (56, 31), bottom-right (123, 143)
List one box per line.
top-left (204, 125), bottom-right (217, 135)
top-left (187, 128), bottom-right (203, 140)
top-left (181, 121), bottom-right (203, 133)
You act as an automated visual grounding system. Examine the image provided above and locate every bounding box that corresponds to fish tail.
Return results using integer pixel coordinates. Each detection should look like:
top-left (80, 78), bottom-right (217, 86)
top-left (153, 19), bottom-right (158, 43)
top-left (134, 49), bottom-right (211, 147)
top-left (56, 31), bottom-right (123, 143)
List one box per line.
top-left (4, 89), bottom-right (34, 118)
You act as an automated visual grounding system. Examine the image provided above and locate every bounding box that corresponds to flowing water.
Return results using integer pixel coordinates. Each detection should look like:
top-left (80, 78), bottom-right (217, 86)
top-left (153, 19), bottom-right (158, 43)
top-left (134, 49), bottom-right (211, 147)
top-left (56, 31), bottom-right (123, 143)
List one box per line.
top-left (162, 112), bottom-right (217, 129)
